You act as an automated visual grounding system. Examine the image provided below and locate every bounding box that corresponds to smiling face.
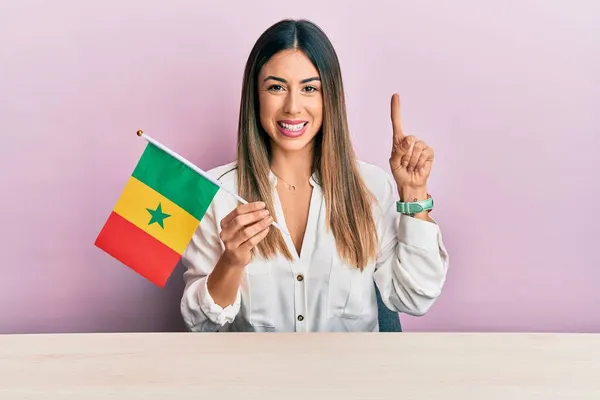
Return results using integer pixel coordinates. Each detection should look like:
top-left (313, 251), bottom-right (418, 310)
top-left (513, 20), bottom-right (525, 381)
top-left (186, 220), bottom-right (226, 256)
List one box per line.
top-left (257, 49), bottom-right (323, 154)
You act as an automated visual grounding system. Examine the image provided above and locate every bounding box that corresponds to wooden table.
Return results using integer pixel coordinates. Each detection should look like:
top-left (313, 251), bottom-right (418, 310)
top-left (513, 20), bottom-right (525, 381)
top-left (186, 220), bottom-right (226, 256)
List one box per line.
top-left (0, 332), bottom-right (598, 399)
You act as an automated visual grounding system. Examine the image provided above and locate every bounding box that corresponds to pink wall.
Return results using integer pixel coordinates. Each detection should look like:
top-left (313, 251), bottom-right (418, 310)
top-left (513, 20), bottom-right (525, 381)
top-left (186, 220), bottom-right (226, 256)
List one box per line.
top-left (1, 0), bottom-right (598, 334)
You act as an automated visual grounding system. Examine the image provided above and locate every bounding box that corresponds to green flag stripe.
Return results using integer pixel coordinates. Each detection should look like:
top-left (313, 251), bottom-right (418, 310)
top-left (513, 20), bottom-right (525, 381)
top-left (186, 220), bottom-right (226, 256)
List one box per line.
top-left (132, 143), bottom-right (220, 221)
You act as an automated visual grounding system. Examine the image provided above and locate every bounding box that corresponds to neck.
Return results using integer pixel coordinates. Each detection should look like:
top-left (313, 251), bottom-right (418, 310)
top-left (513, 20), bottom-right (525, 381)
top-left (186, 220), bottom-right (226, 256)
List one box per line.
top-left (269, 144), bottom-right (314, 184)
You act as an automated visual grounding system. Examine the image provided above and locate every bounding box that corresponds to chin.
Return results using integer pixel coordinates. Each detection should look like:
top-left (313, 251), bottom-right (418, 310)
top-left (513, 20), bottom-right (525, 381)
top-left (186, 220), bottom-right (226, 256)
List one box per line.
top-left (276, 139), bottom-right (312, 153)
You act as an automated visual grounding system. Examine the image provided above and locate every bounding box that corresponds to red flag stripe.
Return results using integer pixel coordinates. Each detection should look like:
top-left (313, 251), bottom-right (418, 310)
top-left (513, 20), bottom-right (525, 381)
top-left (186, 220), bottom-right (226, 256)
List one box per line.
top-left (95, 211), bottom-right (181, 287)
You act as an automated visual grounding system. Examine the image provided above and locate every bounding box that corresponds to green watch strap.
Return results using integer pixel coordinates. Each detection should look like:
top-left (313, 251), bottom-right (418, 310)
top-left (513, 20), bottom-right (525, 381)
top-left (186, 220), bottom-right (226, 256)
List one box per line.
top-left (396, 196), bottom-right (434, 214)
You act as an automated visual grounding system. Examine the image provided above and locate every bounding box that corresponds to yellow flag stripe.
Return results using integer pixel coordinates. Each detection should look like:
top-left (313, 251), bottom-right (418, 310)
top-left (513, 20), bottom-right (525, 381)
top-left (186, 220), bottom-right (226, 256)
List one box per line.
top-left (113, 176), bottom-right (200, 254)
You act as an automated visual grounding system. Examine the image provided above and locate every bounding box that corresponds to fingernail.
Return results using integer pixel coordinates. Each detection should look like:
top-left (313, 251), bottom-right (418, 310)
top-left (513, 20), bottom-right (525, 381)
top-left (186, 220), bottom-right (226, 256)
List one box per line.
top-left (401, 140), bottom-right (410, 150)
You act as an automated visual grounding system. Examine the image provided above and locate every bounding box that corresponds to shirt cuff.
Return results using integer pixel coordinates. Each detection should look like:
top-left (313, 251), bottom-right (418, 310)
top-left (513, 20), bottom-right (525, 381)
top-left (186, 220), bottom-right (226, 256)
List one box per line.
top-left (198, 277), bottom-right (241, 326)
top-left (398, 214), bottom-right (441, 251)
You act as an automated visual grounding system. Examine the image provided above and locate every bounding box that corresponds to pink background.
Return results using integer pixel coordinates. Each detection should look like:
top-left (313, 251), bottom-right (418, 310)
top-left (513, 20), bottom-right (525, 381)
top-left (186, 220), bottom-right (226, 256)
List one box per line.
top-left (1, 0), bottom-right (598, 334)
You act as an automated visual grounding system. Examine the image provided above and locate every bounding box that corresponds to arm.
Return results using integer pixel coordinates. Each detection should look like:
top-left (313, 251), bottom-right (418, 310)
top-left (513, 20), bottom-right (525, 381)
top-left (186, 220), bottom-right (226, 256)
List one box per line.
top-left (180, 201), bottom-right (242, 332)
top-left (372, 175), bottom-right (450, 316)
top-left (180, 198), bottom-right (272, 331)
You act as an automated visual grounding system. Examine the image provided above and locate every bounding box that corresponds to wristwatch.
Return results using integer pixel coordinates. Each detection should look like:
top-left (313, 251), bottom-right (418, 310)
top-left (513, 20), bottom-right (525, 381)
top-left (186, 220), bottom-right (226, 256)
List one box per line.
top-left (396, 194), bottom-right (434, 215)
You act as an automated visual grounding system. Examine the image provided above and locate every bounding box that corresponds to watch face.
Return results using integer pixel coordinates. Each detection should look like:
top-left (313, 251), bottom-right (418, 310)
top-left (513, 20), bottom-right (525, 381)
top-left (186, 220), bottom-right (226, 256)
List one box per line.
top-left (410, 204), bottom-right (424, 213)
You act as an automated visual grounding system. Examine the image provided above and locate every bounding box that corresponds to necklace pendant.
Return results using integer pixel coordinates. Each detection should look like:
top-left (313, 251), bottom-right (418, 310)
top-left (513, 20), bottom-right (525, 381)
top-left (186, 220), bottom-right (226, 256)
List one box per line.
top-left (289, 185), bottom-right (296, 191)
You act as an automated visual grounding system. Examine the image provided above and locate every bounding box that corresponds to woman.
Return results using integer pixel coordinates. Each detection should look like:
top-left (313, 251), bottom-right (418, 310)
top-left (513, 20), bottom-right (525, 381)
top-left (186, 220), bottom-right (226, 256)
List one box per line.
top-left (180, 19), bottom-right (449, 332)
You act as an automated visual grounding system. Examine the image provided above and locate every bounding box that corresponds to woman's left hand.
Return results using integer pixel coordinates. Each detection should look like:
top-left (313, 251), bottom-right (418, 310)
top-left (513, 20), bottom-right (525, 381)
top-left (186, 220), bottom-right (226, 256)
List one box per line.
top-left (389, 93), bottom-right (434, 199)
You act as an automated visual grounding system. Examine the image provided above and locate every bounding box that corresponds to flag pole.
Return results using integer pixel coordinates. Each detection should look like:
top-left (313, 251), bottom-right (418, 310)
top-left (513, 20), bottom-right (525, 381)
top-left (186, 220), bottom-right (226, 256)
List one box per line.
top-left (136, 130), bottom-right (290, 236)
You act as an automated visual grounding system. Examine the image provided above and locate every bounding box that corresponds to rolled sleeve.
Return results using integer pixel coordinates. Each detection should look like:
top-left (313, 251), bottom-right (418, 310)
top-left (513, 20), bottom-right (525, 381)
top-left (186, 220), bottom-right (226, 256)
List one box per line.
top-left (198, 277), bottom-right (241, 326)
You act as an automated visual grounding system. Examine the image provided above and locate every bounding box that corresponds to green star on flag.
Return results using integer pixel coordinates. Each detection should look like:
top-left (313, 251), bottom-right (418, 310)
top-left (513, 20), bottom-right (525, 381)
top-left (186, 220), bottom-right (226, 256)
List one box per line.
top-left (146, 203), bottom-right (171, 228)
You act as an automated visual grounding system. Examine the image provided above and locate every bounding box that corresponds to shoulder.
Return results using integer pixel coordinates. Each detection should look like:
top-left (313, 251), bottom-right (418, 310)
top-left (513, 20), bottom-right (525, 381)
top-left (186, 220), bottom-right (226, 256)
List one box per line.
top-left (201, 161), bottom-right (240, 220)
top-left (356, 160), bottom-right (397, 200)
top-left (355, 160), bottom-right (399, 222)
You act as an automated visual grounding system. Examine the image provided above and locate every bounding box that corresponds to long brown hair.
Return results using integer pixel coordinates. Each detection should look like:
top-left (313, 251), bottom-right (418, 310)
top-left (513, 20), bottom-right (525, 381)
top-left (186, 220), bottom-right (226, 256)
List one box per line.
top-left (236, 19), bottom-right (378, 269)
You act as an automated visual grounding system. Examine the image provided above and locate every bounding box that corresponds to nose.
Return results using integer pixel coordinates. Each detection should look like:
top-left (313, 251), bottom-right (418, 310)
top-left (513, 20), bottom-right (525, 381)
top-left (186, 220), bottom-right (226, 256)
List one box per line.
top-left (283, 91), bottom-right (301, 115)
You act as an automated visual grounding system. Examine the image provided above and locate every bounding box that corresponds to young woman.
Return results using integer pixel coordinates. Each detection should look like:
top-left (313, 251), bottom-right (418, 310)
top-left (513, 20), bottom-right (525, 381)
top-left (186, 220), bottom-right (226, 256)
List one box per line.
top-left (180, 19), bottom-right (449, 332)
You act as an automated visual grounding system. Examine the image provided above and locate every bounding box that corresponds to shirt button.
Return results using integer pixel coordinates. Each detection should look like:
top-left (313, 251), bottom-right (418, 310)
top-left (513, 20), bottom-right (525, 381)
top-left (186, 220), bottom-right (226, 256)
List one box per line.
top-left (296, 274), bottom-right (304, 281)
top-left (297, 315), bottom-right (304, 321)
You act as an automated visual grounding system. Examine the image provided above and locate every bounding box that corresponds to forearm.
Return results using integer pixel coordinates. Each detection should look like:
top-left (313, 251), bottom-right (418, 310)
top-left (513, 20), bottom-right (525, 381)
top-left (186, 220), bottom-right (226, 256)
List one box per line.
top-left (398, 186), bottom-right (435, 223)
top-left (206, 253), bottom-right (245, 308)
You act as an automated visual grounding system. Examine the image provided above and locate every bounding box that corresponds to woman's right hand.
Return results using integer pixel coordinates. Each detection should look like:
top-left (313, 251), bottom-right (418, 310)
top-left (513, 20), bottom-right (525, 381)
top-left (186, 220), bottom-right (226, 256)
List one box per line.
top-left (218, 201), bottom-right (273, 267)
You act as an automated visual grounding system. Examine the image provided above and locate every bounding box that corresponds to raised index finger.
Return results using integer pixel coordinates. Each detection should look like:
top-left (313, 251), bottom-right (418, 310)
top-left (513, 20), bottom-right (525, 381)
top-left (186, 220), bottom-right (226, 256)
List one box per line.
top-left (390, 93), bottom-right (404, 141)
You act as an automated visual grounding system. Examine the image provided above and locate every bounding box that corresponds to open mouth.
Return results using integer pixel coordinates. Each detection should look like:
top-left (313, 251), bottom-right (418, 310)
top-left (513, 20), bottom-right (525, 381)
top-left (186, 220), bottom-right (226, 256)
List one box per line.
top-left (277, 121), bottom-right (308, 131)
top-left (276, 120), bottom-right (309, 138)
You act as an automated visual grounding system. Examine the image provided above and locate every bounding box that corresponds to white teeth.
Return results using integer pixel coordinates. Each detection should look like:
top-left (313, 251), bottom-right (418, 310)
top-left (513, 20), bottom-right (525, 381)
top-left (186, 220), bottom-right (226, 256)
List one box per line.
top-left (281, 122), bottom-right (305, 132)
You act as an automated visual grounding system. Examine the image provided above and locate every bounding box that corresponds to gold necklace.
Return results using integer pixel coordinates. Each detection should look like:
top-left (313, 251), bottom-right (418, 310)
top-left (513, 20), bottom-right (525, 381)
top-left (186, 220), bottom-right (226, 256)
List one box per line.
top-left (271, 171), bottom-right (296, 191)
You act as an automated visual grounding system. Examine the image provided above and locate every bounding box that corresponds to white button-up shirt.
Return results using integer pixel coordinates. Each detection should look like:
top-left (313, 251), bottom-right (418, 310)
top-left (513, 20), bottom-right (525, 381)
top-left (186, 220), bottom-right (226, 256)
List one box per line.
top-left (180, 160), bottom-right (450, 332)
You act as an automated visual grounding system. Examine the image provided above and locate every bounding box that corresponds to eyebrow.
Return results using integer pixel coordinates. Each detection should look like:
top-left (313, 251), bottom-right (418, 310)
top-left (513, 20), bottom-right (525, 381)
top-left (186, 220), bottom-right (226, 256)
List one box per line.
top-left (263, 75), bottom-right (321, 84)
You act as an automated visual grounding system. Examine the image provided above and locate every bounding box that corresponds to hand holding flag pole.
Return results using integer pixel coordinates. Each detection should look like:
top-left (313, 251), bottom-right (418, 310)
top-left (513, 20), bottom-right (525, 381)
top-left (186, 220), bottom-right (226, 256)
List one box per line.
top-left (136, 130), bottom-right (290, 237)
